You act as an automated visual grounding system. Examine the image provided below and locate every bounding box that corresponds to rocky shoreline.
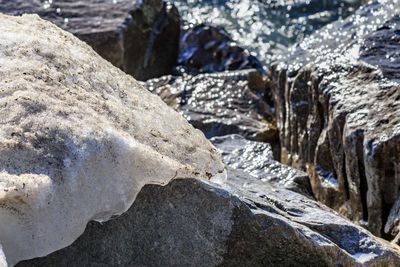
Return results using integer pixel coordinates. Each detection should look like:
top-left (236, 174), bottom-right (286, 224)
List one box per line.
top-left (270, 0), bottom-right (400, 239)
top-left (0, 0), bottom-right (400, 266)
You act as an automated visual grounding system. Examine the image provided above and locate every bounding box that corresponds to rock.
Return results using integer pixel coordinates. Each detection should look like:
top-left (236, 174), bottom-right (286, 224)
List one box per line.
top-left (360, 14), bottom-right (400, 78)
top-left (144, 70), bottom-right (278, 146)
top-left (177, 24), bottom-right (264, 75)
top-left (386, 196), bottom-right (400, 244)
top-left (269, 0), bottom-right (400, 237)
top-left (211, 134), bottom-right (311, 196)
top-left (17, 168), bottom-right (400, 267)
top-left (0, 0), bottom-right (180, 81)
top-left (0, 14), bottom-right (225, 266)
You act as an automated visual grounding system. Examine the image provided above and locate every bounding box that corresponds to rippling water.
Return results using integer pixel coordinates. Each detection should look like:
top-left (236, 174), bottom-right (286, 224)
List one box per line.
top-left (173, 0), bottom-right (365, 65)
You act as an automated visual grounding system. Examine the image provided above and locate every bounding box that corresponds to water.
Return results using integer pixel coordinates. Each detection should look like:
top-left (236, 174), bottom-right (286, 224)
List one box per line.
top-left (173, 0), bottom-right (365, 65)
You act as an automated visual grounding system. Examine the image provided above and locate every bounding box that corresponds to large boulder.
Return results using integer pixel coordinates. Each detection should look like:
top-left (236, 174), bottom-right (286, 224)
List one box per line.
top-left (270, 0), bottom-right (400, 237)
top-left (17, 168), bottom-right (400, 267)
top-left (144, 70), bottom-right (278, 147)
top-left (0, 0), bottom-right (180, 80)
top-left (0, 14), bottom-right (225, 266)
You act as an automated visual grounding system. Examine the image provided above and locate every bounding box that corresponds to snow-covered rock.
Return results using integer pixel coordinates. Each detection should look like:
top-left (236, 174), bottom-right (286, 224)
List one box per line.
top-left (0, 245), bottom-right (6, 267)
top-left (0, 13), bottom-right (225, 266)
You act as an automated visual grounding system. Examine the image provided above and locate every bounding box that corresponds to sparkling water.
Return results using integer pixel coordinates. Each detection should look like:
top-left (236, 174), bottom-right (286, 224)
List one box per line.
top-left (173, 0), bottom-right (365, 65)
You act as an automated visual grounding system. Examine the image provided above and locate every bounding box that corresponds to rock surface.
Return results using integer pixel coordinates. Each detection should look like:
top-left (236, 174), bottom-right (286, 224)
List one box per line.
top-left (144, 70), bottom-right (278, 145)
top-left (177, 24), bottom-right (264, 75)
top-left (211, 134), bottom-right (311, 196)
top-left (17, 168), bottom-right (400, 267)
top-left (0, 14), bottom-right (225, 266)
top-left (0, 0), bottom-right (180, 80)
top-left (270, 0), bottom-right (400, 237)
top-left (386, 195), bottom-right (400, 244)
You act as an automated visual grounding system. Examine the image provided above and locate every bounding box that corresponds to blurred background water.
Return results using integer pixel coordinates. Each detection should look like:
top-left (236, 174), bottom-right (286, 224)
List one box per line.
top-left (172, 0), bottom-right (366, 66)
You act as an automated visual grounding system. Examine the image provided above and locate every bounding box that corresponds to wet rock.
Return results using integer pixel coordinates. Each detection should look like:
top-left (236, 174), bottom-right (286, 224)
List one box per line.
top-left (18, 168), bottom-right (400, 267)
top-left (269, 0), bottom-right (400, 237)
top-left (386, 196), bottom-right (400, 244)
top-left (211, 134), bottom-right (311, 196)
top-left (0, 0), bottom-right (180, 80)
top-left (0, 13), bottom-right (224, 266)
top-left (144, 70), bottom-right (278, 145)
top-left (177, 24), bottom-right (264, 75)
top-left (360, 14), bottom-right (400, 78)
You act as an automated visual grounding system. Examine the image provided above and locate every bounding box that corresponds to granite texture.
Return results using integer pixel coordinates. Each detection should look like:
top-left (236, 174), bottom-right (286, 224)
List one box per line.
top-left (18, 168), bottom-right (400, 267)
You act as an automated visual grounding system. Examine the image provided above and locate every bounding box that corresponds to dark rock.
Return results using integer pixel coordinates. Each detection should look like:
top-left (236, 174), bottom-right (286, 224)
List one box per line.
top-left (144, 70), bottom-right (278, 145)
top-left (269, 0), bottom-right (400, 237)
top-left (177, 24), bottom-right (264, 75)
top-left (211, 134), bottom-right (311, 196)
top-left (386, 196), bottom-right (400, 245)
top-left (17, 168), bottom-right (400, 266)
top-left (0, 0), bottom-right (180, 80)
top-left (360, 14), bottom-right (400, 79)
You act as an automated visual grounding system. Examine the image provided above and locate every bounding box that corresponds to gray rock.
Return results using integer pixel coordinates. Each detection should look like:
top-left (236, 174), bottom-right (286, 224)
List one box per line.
top-left (17, 168), bottom-right (400, 266)
top-left (269, 0), bottom-right (400, 237)
top-left (144, 70), bottom-right (278, 146)
top-left (0, 0), bottom-right (180, 80)
top-left (211, 134), bottom-right (311, 196)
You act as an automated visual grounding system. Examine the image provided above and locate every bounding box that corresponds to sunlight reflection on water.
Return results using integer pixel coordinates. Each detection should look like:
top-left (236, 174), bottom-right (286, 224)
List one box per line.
top-left (173, 0), bottom-right (365, 64)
